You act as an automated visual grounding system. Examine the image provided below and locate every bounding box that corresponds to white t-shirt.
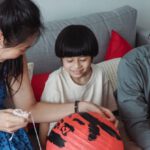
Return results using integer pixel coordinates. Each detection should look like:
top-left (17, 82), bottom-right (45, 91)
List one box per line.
top-left (41, 64), bottom-right (117, 134)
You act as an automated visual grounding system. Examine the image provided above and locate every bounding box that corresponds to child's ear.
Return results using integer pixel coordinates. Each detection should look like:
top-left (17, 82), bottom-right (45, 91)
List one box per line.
top-left (0, 31), bottom-right (4, 48)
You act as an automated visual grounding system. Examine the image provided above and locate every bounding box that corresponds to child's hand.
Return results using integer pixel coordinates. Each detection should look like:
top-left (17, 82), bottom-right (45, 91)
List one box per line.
top-left (100, 106), bottom-right (118, 128)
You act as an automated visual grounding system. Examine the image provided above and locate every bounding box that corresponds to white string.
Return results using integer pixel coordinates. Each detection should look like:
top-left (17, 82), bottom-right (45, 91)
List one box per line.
top-left (9, 133), bottom-right (14, 141)
top-left (30, 113), bottom-right (42, 150)
top-left (9, 112), bottom-right (42, 150)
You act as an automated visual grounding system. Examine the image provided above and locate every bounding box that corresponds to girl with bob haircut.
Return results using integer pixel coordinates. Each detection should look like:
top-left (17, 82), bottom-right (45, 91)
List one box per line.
top-left (55, 25), bottom-right (98, 57)
top-left (39, 25), bottom-right (117, 148)
top-left (0, 0), bottom-right (115, 149)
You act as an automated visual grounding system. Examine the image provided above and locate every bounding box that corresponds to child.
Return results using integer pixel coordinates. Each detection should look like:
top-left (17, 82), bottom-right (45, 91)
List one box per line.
top-left (39, 25), bottom-right (117, 148)
top-left (0, 1), bottom-right (107, 149)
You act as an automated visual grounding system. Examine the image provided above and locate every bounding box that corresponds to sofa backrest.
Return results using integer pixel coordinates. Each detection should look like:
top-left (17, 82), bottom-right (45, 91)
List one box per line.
top-left (26, 5), bottom-right (137, 74)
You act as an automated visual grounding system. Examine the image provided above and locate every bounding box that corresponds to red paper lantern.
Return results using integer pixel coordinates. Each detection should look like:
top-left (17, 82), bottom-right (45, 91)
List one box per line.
top-left (46, 112), bottom-right (124, 150)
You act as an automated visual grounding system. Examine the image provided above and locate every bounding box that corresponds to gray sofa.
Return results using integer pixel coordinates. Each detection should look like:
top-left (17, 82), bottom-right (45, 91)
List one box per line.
top-left (27, 5), bottom-right (146, 150)
top-left (27, 5), bottom-right (143, 74)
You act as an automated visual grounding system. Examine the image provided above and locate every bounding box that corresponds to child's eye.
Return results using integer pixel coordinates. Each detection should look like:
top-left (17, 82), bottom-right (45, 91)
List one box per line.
top-left (66, 59), bottom-right (73, 63)
top-left (80, 58), bottom-right (86, 62)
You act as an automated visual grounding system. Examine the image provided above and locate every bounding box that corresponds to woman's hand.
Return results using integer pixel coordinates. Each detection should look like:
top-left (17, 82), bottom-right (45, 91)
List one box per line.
top-left (0, 109), bottom-right (29, 133)
top-left (79, 101), bottom-right (104, 115)
top-left (78, 102), bottom-right (118, 127)
top-left (100, 106), bottom-right (118, 127)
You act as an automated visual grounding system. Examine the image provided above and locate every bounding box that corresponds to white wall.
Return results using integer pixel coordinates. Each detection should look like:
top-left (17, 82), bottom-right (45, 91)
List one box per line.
top-left (33, 0), bottom-right (150, 30)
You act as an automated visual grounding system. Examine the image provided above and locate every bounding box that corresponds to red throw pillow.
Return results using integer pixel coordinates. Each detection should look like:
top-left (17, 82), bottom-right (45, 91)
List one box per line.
top-left (31, 73), bottom-right (49, 101)
top-left (105, 30), bottom-right (133, 60)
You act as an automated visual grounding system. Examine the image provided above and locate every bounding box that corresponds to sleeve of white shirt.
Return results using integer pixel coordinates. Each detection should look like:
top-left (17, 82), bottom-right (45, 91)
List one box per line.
top-left (41, 73), bottom-right (60, 103)
top-left (101, 71), bottom-right (118, 111)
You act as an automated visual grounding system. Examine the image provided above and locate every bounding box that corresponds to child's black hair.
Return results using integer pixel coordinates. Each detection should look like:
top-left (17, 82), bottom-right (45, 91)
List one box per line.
top-left (55, 25), bottom-right (98, 58)
top-left (0, 0), bottom-right (43, 97)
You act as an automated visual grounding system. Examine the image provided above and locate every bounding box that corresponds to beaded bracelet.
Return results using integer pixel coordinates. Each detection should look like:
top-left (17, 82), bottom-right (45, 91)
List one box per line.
top-left (74, 101), bottom-right (80, 113)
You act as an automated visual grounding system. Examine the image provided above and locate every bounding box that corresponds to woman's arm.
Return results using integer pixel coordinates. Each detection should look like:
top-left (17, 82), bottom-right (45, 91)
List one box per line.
top-left (12, 56), bottom-right (104, 123)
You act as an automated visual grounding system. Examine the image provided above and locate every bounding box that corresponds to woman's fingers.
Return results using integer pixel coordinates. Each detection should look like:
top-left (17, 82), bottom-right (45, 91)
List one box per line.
top-left (3, 121), bottom-right (28, 133)
top-left (100, 107), bottom-right (115, 119)
top-left (100, 107), bottom-right (118, 127)
top-left (78, 102), bottom-right (118, 127)
top-left (0, 109), bottom-right (29, 133)
top-left (5, 121), bottom-right (28, 133)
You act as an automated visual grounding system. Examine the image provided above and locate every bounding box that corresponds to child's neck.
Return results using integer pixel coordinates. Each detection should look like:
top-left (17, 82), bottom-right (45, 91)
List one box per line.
top-left (71, 67), bottom-right (92, 85)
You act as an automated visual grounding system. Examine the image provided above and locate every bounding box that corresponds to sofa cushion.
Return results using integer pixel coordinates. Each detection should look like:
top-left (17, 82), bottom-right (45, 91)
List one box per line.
top-left (97, 58), bottom-right (121, 91)
top-left (105, 30), bottom-right (133, 60)
top-left (26, 5), bottom-right (137, 74)
top-left (31, 73), bottom-right (49, 101)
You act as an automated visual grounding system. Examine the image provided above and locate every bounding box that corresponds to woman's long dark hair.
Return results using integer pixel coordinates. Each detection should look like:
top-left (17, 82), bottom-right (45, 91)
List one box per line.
top-left (0, 56), bottom-right (23, 97)
top-left (0, 0), bottom-right (43, 97)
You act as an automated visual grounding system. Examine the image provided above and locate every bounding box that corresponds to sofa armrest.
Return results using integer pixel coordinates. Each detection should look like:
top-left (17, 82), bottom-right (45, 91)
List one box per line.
top-left (97, 58), bottom-right (121, 92)
top-left (136, 26), bottom-right (150, 46)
